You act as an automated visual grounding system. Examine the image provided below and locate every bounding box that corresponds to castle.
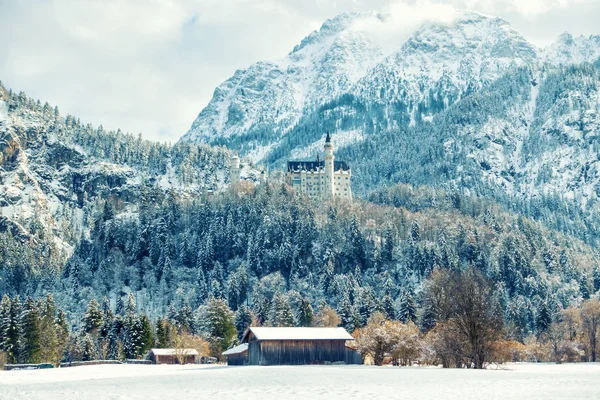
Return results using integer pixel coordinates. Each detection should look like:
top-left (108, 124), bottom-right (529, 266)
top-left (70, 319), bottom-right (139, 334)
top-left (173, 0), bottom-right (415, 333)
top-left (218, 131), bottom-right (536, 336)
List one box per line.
top-left (286, 133), bottom-right (352, 200)
top-left (229, 133), bottom-right (352, 200)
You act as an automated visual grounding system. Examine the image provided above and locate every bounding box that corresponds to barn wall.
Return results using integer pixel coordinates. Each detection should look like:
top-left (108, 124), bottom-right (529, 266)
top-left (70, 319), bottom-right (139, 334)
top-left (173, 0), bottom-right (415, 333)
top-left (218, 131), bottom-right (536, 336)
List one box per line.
top-left (226, 352), bottom-right (248, 366)
top-left (153, 354), bottom-right (196, 364)
top-left (248, 342), bottom-right (260, 365)
top-left (345, 348), bottom-right (362, 364)
top-left (248, 340), bottom-right (361, 366)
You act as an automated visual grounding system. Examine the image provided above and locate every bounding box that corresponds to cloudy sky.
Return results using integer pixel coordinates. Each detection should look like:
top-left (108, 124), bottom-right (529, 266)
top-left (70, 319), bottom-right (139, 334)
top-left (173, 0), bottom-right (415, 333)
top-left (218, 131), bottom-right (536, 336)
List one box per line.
top-left (1, 0), bottom-right (599, 143)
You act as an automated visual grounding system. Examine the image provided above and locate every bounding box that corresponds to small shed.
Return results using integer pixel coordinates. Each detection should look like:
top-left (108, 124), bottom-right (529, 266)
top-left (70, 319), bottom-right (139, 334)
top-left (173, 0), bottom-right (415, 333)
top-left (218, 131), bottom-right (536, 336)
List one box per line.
top-left (222, 343), bottom-right (249, 365)
top-left (242, 327), bottom-right (362, 366)
top-left (149, 348), bottom-right (198, 364)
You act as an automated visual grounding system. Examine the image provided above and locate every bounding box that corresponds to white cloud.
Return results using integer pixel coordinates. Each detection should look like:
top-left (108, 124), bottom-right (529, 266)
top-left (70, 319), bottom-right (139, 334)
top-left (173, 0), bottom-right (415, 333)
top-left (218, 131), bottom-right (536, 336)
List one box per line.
top-left (0, 0), bottom-right (598, 142)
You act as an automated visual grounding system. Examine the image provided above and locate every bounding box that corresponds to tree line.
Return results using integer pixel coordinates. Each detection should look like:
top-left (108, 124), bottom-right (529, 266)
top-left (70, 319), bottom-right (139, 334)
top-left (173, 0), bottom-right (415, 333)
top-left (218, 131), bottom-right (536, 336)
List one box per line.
top-left (2, 267), bottom-right (599, 368)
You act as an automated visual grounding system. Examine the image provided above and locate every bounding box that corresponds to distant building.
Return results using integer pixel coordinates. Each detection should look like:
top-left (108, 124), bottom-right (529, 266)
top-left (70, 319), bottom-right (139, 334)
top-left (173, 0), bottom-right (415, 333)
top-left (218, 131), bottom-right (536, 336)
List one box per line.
top-left (286, 133), bottom-right (352, 200)
top-left (222, 343), bottom-right (249, 366)
top-left (148, 348), bottom-right (198, 364)
top-left (234, 327), bottom-right (362, 366)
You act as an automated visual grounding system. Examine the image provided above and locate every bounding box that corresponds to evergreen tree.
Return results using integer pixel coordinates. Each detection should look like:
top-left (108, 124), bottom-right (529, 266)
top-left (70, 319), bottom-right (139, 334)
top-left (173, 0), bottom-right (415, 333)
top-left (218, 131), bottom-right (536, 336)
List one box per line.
top-left (296, 298), bottom-right (314, 327)
top-left (355, 287), bottom-right (377, 326)
top-left (268, 293), bottom-right (296, 327)
top-left (0, 295), bottom-right (11, 354)
top-left (348, 217), bottom-right (367, 269)
top-left (101, 297), bottom-right (113, 320)
top-left (55, 310), bottom-right (70, 360)
top-left (580, 273), bottom-right (591, 300)
top-left (139, 314), bottom-right (154, 356)
top-left (196, 267), bottom-right (208, 306)
top-left (593, 264), bottom-right (600, 293)
top-left (107, 317), bottom-right (122, 360)
top-left (202, 297), bottom-right (236, 355)
top-left (83, 299), bottom-right (103, 334)
top-left (176, 303), bottom-right (194, 333)
top-left (398, 291), bottom-right (417, 323)
top-left (410, 220), bottom-right (421, 243)
top-left (4, 296), bottom-right (22, 363)
top-left (122, 316), bottom-right (144, 359)
top-left (237, 265), bottom-right (248, 307)
top-left (321, 260), bottom-right (335, 297)
top-left (380, 226), bottom-right (395, 266)
top-left (339, 296), bottom-right (360, 332)
top-left (39, 294), bottom-right (60, 364)
top-left (234, 305), bottom-right (253, 340)
top-left (19, 297), bottom-right (41, 363)
top-left (81, 334), bottom-right (96, 361)
top-left (155, 318), bottom-right (172, 348)
top-left (382, 295), bottom-right (396, 320)
top-left (419, 301), bottom-right (437, 332)
top-left (126, 293), bottom-right (136, 315)
top-left (168, 304), bottom-right (178, 323)
top-left (536, 302), bottom-right (552, 334)
top-left (116, 297), bottom-right (125, 316)
top-left (100, 297), bottom-right (114, 339)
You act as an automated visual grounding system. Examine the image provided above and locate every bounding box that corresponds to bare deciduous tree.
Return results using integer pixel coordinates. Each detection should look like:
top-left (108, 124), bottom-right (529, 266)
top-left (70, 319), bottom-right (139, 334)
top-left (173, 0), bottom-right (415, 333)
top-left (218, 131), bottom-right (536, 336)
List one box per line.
top-left (580, 299), bottom-right (600, 362)
top-left (315, 305), bottom-right (341, 327)
top-left (173, 330), bottom-right (209, 365)
top-left (424, 268), bottom-right (503, 369)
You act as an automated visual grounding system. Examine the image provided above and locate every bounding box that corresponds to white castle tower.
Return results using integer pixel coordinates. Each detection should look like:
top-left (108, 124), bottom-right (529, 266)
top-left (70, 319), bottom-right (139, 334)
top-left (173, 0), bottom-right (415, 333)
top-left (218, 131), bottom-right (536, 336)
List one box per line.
top-left (323, 132), bottom-right (334, 199)
top-left (230, 155), bottom-right (241, 190)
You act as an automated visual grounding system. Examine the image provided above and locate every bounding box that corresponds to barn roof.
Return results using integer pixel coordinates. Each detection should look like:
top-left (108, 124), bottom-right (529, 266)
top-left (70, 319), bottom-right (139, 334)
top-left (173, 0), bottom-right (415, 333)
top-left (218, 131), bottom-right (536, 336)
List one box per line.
top-left (150, 348), bottom-right (199, 356)
top-left (222, 343), bottom-right (249, 356)
top-left (242, 327), bottom-right (354, 342)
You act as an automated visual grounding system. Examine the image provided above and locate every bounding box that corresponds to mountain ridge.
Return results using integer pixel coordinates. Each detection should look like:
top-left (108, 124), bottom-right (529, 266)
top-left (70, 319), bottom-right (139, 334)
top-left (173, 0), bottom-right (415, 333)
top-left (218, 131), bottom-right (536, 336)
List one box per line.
top-left (179, 10), bottom-right (600, 225)
top-left (180, 11), bottom-right (600, 158)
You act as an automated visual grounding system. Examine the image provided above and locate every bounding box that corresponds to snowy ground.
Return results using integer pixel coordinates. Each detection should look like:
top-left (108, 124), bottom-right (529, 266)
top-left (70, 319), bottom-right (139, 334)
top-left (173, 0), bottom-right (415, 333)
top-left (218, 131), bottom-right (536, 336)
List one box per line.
top-left (1, 363), bottom-right (599, 400)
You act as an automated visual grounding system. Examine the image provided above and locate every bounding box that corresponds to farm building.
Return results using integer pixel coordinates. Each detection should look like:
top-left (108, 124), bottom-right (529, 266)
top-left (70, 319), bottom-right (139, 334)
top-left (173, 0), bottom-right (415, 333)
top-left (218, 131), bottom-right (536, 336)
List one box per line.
top-left (222, 343), bottom-right (248, 365)
top-left (240, 327), bottom-right (362, 366)
top-left (148, 349), bottom-right (198, 364)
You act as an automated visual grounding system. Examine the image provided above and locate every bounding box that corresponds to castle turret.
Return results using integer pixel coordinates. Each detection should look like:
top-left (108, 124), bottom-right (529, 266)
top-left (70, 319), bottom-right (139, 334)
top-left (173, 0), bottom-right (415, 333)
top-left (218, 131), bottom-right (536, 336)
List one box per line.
top-left (230, 155), bottom-right (241, 190)
top-left (323, 132), bottom-right (334, 199)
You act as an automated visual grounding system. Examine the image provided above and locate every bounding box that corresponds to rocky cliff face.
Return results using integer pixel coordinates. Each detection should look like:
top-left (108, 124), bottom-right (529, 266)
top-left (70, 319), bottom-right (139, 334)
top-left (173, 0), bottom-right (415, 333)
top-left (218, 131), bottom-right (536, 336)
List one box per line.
top-left (184, 12), bottom-right (387, 147)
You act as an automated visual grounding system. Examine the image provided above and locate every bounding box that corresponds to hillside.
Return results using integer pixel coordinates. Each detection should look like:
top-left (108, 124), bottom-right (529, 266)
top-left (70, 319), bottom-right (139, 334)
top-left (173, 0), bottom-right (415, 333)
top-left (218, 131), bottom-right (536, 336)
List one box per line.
top-left (0, 81), bottom-right (257, 287)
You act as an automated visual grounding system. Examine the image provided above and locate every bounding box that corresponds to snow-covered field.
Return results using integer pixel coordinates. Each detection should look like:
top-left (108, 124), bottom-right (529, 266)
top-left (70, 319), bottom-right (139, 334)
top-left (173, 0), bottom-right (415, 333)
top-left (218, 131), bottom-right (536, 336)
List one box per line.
top-left (1, 363), bottom-right (599, 400)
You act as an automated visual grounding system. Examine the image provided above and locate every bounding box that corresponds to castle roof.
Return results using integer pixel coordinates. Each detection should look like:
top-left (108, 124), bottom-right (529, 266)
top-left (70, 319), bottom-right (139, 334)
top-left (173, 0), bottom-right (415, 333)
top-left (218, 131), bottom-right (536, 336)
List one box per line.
top-left (287, 160), bottom-right (350, 172)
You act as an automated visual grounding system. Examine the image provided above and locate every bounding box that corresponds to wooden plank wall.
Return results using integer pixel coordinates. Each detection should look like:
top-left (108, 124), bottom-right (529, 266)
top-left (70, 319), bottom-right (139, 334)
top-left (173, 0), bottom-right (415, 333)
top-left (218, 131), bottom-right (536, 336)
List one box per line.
top-left (248, 341), bottom-right (261, 365)
top-left (226, 353), bottom-right (248, 366)
top-left (247, 340), bottom-right (362, 365)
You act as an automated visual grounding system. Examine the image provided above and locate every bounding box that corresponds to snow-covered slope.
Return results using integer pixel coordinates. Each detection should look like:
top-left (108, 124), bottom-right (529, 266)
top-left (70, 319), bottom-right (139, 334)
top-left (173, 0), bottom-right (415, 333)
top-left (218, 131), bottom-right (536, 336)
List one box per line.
top-left (0, 85), bottom-right (246, 259)
top-left (354, 13), bottom-right (537, 121)
top-left (183, 12), bottom-right (386, 144)
top-left (542, 32), bottom-right (600, 65)
top-left (181, 12), bottom-right (541, 157)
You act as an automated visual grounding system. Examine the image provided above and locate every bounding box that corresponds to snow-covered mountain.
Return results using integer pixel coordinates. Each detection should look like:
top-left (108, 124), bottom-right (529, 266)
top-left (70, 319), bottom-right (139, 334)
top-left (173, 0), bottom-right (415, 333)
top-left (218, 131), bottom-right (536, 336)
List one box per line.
top-left (184, 12), bottom-right (387, 145)
top-left (354, 13), bottom-right (537, 113)
top-left (0, 83), bottom-right (250, 260)
top-left (181, 12), bottom-right (540, 152)
top-left (542, 32), bottom-right (600, 65)
top-left (180, 10), bottom-right (600, 210)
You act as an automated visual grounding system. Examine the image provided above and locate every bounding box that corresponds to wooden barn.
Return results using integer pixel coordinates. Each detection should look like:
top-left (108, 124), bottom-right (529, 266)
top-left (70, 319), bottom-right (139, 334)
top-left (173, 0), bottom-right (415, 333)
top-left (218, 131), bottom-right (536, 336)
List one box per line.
top-left (148, 348), bottom-right (198, 364)
top-left (241, 327), bottom-right (362, 366)
top-left (222, 343), bottom-right (248, 365)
